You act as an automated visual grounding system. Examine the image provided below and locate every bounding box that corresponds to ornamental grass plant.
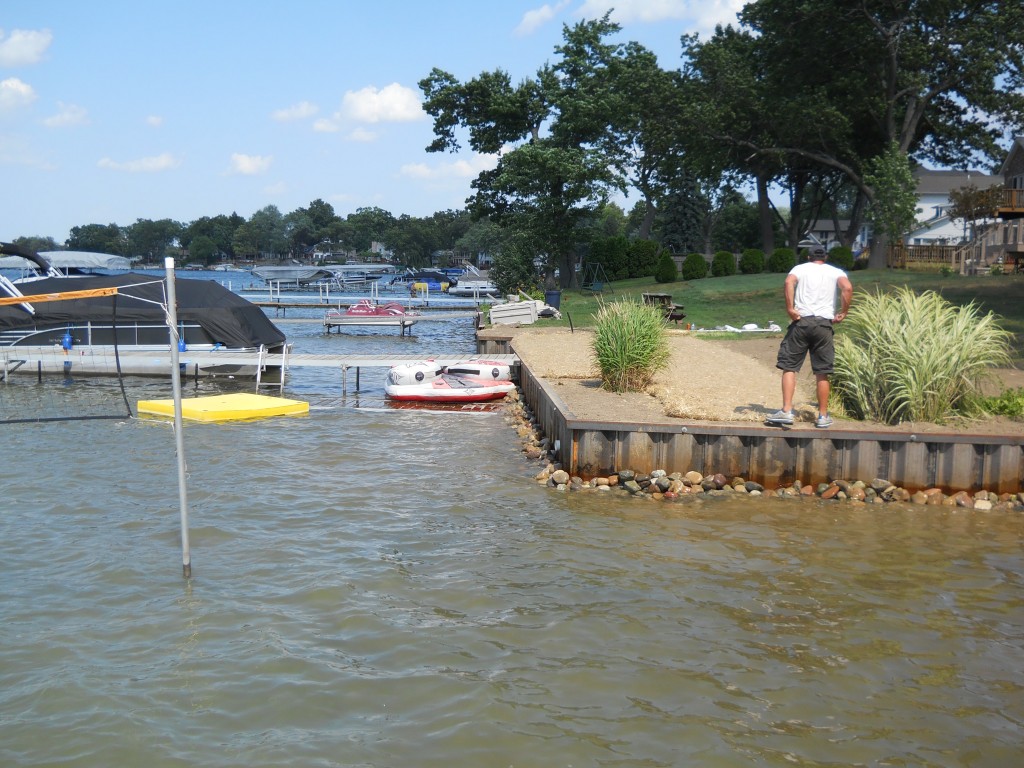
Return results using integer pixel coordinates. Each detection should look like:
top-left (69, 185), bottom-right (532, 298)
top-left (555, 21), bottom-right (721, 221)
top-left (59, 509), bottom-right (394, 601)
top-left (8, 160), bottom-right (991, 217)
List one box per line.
top-left (832, 288), bottom-right (1012, 424)
top-left (592, 299), bottom-right (668, 393)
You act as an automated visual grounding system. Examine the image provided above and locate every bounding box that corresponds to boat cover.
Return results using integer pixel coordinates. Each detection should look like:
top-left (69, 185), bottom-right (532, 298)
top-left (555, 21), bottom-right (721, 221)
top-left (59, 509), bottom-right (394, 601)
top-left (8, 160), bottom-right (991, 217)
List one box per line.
top-left (0, 272), bottom-right (286, 349)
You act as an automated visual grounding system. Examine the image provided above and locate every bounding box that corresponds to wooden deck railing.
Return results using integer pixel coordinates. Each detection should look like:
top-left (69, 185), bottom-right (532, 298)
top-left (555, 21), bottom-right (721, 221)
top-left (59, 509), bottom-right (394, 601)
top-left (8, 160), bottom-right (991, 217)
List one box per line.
top-left (994, 188), bottom-right (1024, 216)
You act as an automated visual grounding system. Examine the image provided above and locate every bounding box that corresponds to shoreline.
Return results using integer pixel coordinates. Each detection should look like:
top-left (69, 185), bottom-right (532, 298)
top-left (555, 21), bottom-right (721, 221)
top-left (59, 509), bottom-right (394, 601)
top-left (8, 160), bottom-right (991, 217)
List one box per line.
top-left (488, 326), bottom-right (1024, 502)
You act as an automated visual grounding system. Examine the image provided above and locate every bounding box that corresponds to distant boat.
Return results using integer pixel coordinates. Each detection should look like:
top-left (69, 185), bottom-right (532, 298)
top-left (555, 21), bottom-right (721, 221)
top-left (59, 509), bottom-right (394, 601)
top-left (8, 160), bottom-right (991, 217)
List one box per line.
top-left (251, 265), bottom-right (335, 284)
top-left (323, 300), bottom-right (420, 334)
top-left (446, 280), bottom-right (499, 298)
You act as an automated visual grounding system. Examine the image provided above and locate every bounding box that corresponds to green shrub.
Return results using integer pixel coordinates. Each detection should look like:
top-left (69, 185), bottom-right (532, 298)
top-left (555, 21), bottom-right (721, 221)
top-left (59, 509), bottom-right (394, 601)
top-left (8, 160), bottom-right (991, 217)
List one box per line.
top-left (739, 248), bottom-right (764, 274)
top-left (589, 235), bottom-right (629, 280)
top-left (711, 250), bottom-right (737, 277)
top-left (767, 247), bottom-right (796, 273)
top-left (832, 288), bottom-right (1013, 424)
top-left (681, 252), bottom-right (709, 280)
top-left (990, 263), bottom-right (1004, 276)
top-left (627, 239), bottom-right (661, 279)
top-left (653, 251), bottom-right (678, 283)
top-left (979, 387), bottom-right (1024, 419)
top-left (939, 265), bottom-right (955, 277)
top-left (592, 299), bottom-right (668, 393)
top-left (828, 246), bottom-right (855, 271)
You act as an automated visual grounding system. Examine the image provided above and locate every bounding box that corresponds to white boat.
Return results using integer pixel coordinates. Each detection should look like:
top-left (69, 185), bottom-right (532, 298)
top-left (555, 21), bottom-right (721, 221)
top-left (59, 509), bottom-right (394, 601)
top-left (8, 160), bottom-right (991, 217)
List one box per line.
top-left (446, 280), bottom-right (500, 297)
top-left (251, 265), bottom-right (335, 283)
top-left (323, 300), bottom-right (420, 334)
top-left (385, 361), bottom-right (516, 403)
top-left (0, 250), bottom-right (131, 276)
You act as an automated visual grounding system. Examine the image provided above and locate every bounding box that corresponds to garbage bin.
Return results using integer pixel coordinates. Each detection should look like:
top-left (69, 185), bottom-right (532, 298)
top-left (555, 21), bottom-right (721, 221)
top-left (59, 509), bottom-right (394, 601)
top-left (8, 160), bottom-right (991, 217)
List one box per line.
top-left (544, 289), bottom-right (562, 309)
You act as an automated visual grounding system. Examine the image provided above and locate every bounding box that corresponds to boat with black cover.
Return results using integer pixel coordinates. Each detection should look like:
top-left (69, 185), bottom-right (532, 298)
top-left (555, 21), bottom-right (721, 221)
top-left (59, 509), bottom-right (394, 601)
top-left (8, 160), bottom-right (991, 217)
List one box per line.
top-left (0, 243), bottom-right (288, 378)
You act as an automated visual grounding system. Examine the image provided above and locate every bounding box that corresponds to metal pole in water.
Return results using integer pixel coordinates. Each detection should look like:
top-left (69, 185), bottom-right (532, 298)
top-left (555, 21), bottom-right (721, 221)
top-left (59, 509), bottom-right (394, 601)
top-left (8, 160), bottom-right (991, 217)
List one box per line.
top-left (165, 257), bottom-right (192, 578)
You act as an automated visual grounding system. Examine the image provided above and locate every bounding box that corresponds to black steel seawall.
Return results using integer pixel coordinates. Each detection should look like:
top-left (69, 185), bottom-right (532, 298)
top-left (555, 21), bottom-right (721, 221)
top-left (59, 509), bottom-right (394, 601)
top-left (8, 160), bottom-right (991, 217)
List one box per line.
top-left (515, 362), bottom-right (1024, 496)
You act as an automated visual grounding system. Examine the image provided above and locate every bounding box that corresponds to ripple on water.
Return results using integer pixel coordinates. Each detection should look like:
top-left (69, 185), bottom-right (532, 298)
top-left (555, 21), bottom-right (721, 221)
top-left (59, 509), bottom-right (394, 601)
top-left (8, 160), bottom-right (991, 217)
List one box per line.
top-left (1, 389), bottom-right (1023, 766)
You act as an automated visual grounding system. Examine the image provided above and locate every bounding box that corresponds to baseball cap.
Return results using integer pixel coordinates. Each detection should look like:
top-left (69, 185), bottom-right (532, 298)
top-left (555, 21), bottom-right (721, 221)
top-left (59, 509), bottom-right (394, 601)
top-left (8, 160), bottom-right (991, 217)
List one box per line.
top-left (809, 245), bottom-right (827, 258)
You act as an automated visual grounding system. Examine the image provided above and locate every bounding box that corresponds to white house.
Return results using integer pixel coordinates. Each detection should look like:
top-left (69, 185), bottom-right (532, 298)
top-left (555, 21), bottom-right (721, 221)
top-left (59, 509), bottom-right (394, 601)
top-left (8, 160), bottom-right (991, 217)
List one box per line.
top-left (903, 168), bottom-right (1002, 246)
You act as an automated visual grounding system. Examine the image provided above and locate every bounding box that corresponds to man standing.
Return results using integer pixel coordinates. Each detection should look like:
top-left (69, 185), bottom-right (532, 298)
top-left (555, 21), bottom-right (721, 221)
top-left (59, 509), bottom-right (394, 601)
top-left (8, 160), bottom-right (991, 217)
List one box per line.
top-left (767, 245), bottom-right (853, 428)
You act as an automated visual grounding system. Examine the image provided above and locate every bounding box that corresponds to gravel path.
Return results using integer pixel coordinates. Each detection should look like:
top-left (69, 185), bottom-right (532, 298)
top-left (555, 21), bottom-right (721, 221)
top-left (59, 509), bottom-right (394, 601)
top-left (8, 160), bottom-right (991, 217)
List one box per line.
top-left (509, 326), bottom-right (1024, 434)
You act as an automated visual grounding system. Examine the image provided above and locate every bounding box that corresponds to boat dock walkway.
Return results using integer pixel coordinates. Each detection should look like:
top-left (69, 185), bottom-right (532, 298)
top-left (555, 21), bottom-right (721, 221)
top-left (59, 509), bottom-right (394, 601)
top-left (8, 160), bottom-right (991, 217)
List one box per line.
top-left (1, 346), bottom-right (518, 394)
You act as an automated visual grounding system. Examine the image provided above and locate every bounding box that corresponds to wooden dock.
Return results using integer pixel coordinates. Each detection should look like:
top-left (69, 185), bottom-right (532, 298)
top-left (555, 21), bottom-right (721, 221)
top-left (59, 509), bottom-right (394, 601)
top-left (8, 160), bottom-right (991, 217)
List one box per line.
top-left (1, 346), bottom-right (518, 394)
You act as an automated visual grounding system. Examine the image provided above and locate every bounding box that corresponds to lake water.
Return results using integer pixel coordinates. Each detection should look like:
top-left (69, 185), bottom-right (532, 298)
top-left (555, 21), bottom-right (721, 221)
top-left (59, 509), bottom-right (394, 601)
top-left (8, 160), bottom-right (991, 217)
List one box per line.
top-left (1, 271), bottom-right (1023, 766)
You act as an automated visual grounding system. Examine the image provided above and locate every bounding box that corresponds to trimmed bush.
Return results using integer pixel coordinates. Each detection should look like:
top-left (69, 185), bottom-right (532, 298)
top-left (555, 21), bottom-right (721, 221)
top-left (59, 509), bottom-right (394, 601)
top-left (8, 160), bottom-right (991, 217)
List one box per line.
top-left (627, 239), bottom-right (661, 279)
top-left (653, 250), bottom-right (678, 283)
top-left (711, 250), bottom-right (737, 277)
top-left (827, 246), bottom-right (855, 271)
top-left (739, 248), bottom-right (764, 274)
top-left (767, 247), bottom-right (796, 273)
top-left (592, 299), bottom-right (668, 393)
top-left (832, 288), bottom-right (1012, 424)
top-left (681, 252), bottom-right (709, 280)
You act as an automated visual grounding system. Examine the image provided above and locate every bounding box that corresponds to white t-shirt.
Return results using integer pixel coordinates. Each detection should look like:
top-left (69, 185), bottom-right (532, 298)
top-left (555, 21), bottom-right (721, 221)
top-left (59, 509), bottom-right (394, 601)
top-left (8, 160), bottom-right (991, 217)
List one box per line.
top-left (789, 261), bottom-right (847, 320)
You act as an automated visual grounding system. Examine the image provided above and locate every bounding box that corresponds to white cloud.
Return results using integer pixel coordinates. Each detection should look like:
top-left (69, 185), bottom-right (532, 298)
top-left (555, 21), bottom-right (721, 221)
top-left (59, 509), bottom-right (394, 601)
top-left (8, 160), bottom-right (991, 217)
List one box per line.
top-left (0, 28), bottom-right (53, 66)
top-left (515, 1), bottom-right (571, 36)
top-left (272, 100), bottom-right (319, 122)
top-left (340, 83), bottom-right (423, 124)
top-left (576, 0), bottom-right (744, 30)
top-left (346, 127), bottom-right (376, 142)
top-left (97, 152), bottom-right (181, 172)
top-left (0, 77), bottom-right (36, 113)
top-left (312, 117), bottom-right (338, 133)
top-left (42, 102), bottom-right (89, 128)
top-left (228, 153), bottom-right (272, 175)
top-left (145, 115), bottom-right (163, 127)
top-left (400, 153), bottom-right (498, 180)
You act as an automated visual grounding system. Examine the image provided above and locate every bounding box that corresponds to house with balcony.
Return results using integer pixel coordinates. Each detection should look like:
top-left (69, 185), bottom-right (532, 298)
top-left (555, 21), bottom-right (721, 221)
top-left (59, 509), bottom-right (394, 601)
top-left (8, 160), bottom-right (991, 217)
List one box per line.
top-left (888, 139), bottom-right (1024, 272)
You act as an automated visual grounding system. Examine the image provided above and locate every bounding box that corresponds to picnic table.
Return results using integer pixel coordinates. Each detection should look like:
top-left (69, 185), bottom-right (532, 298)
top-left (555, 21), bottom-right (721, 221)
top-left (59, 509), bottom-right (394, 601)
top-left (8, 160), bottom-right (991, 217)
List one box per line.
top-left (642, 292), bottom-right (686, 324)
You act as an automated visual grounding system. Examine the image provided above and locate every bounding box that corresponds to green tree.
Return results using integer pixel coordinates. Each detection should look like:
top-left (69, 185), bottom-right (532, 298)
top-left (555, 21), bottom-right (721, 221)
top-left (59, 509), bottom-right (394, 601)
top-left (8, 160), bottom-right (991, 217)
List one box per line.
top-left (127, 218), bottom-right (182, 262)
top-left (345, 207), bottom-right (395, 253)
top-left (420, 15), bottom-right (632, 289)
top-left (66, 223), bottom-right (127, 255)
top-left (189, 235), bottom-right (217, 265)
top-left (863, 142), bottom-right (918, 245)
top-left (13, 235), bottom-right (61, 254)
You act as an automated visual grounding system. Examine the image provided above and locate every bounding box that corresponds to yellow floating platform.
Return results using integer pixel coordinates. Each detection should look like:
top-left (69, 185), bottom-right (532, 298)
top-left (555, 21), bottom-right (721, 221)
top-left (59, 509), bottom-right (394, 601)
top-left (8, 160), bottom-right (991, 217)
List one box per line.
top-left (137, 393), bottom-right (309, 422)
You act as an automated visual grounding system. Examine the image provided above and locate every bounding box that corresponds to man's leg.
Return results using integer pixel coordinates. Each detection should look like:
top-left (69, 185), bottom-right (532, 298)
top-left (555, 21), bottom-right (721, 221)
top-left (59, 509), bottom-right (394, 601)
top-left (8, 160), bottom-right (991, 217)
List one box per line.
top-left (781, 370), bottom-right (797, 413)
top-left (815, 374), bottom-right (829, 417)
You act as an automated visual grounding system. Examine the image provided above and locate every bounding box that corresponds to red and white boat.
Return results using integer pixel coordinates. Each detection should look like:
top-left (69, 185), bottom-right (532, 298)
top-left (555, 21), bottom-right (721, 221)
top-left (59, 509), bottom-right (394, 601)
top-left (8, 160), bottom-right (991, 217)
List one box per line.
top-left (385, 361), bottom-right (516, 403)
top-left (324, 300), bottom-right (420, 333)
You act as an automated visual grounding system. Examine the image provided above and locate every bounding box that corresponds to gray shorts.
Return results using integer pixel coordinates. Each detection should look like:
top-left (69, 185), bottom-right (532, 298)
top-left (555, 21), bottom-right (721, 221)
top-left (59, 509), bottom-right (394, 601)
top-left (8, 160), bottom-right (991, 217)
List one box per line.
top-left (776, 316), bottom-right (835, 374)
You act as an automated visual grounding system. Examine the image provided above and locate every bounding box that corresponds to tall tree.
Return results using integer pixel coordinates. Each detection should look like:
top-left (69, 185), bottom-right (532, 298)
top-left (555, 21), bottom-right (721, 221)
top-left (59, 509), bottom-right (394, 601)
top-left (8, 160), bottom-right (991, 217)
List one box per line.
top-left (736, 0), bottom-right (1024, 266)
top-left (127, 218), bottom-right (182, 262)
top-left (420, 15), bottom-right (630, 288)
top-left (66, 223), bottom-right (127, 255)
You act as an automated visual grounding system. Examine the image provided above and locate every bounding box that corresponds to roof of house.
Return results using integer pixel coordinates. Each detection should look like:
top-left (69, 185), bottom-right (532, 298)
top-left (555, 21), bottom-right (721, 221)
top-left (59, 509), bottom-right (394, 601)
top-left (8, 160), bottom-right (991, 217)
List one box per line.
top-left (999, 136), bottom-right (1024, 176)
top-left (913, 167), bottom-right (1001, 195)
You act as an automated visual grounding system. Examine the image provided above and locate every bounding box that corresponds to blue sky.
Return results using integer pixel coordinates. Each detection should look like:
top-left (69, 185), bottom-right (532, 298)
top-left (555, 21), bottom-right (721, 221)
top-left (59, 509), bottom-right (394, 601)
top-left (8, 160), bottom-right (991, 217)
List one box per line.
top-left (0, 1), bottom-right (745, 243)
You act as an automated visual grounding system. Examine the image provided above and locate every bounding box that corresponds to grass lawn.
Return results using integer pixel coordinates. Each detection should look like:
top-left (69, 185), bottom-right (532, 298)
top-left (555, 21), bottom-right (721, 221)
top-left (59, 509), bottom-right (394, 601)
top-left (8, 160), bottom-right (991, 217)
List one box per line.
top-left (535, 270), bottom-right (1024, 366)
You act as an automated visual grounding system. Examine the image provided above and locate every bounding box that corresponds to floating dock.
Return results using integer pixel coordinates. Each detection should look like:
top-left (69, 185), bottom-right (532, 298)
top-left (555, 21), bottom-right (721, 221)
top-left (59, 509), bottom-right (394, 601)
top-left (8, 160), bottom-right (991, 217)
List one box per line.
top-left (137, 393), bottom-right (309, 422)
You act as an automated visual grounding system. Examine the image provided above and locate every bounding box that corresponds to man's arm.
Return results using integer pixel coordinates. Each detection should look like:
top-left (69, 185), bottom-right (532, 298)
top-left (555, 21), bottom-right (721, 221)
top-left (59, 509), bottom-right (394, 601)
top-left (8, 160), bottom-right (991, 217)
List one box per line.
top-left (784, 274), bottom-right (800, 321)
top-left (834, 276), bottom-right (853, 322)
